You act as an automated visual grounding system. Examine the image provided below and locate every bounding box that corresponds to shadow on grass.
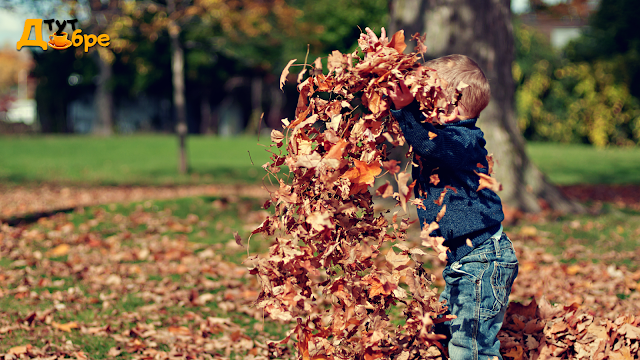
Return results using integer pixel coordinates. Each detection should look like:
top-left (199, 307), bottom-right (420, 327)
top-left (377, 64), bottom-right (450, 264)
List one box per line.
top-left (3, 208), bottom-right (76, 226)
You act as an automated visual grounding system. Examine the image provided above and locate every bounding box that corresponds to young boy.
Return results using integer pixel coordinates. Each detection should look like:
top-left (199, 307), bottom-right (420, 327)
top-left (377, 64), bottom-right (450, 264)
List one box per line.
top-left (387, 52), bottom-right (519, 358)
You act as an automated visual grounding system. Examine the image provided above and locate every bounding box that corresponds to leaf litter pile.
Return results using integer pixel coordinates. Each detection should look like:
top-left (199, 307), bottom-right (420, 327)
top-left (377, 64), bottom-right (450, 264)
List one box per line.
top-left (0, 197), bottom-right (286, 360)
top-left (249, 30), bottom-right (640, 360)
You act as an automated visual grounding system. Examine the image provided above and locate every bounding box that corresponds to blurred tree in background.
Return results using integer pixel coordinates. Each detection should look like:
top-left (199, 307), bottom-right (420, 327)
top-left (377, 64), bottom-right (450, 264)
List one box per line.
top-left (514, 0), bottom-right (640, 147)
top-left (19, 0), bottom-right (388, 136)
top-left (11, 0), bottom-right (640, 150)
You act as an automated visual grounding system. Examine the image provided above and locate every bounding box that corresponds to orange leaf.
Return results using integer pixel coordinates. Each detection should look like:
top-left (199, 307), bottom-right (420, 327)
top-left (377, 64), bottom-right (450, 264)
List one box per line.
top-left (434, 188), bottom-right (448, 206)
top-left (436, 204), bottom-right (446, 222)
top-left (8, 345), bottom-right (31, 355)
top-left (388, 30), bottom-right (407, 54)
top-left (429, 174), bottom-right (440, 185)
top-left (48, 244), bottom-right (69, 257)
top-left (52, 321), bottom-right (79, 332)
top-left (475, 171), bottom-right (502, 193)
top-left (343, 159), bottom-right (381, 186)
top-left (280, 59), bottom-right (297, 91)
top-left (504, 345), bottom-right (524, 360)
top-left (325, 139), bottom-right (347, 160)
top-left (168, 326), bottom-right (191, 336)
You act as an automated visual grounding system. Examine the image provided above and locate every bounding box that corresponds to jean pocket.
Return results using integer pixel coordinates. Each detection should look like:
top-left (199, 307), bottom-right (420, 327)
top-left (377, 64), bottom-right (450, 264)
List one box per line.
top-left (490, 261), bottom-right (518, 308)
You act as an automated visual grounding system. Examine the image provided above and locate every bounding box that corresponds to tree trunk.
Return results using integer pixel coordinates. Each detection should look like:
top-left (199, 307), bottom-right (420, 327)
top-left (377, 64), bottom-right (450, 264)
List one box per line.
top-left (200, 91), bottom-right (213, 134)
top-left (244, 76), bottom-right (263, 135)
top-left (267, 83), bottom-right (284, 129)
top-left (168, 0), bottom-right (188, 174)
top-left (93, 48), bottom-right (113, 136)
top-left (389, 0), bottom-right (583, 213)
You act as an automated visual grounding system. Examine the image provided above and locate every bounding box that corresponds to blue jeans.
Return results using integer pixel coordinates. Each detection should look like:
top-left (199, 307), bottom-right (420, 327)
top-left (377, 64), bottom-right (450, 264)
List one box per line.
top-left (435, 228), bottom-right (518, 360)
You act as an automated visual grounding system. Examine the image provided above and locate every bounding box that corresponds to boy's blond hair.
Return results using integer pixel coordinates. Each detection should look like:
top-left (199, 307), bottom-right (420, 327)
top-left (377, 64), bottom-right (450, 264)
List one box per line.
top-left (424, 54), bottom-right (490, 119)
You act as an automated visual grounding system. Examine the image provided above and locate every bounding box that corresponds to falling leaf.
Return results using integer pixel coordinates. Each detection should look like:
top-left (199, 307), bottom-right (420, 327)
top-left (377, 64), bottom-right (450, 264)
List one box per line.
top-left (271, 129), bottom-right (284, 144)
top-left (486, 154), bottom-right (495, 175)
top-left (435, 205), bottom-right (446, 222)
top-left (296, 152), bottom-right (323, 168)
top-left (434, 188), bottom-right (448, 206)
top-left (343, 159), bottom-right (382, 186)
top-left (388, 30), bottom-right (407, 54)
top-left (397, 172), bottom-right (413, 212)
top-left (327, 50), bottom-right (347, 73)
top-left (409, 198), bottom-right (425, 209)
top-left (234, 232), bottom-right (243, 247)
top-left (475, 171), bottom-right (502, 193)
top-left (325, 139), bottom-right (348, 160)
top-left (306, 211), bottom-right (332, 232)
top-left (297, 68), bottom-right (308, 84)
top-left (376, 181), bottom-right (394, 198)
top-left (382, 160), bottom-right (401, 175)
top-left (280, 59), bottom-right (297, 91)
top-left (429, 174), bottom-right (440, 185)
top-left (386, 249), bottom-right (410, 268)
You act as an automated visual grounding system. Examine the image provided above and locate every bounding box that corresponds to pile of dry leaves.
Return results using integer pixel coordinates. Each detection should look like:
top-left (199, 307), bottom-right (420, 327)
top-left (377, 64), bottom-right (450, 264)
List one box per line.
top-left (250, 30), bottom-right (484, 359)
top-left (500, 297), bottom-right (640, 360)
top-left (250, 29), bottom-right (640, 360)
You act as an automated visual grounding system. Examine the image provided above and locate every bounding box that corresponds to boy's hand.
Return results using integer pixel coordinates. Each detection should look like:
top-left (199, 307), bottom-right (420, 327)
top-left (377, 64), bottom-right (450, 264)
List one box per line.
top-left (359, 27), bottom-right (389, 51)
top-left (389, 79), bottom-right (414, 110)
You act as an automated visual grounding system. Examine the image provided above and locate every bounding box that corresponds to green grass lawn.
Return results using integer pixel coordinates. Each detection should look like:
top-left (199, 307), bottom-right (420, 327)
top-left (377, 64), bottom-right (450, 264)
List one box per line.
top-left (527, 142), bottom-right (640, 185)
top-left (0, 135), bottom-right (274, 186)
top-left (1, 135), bottom-right (639, 186)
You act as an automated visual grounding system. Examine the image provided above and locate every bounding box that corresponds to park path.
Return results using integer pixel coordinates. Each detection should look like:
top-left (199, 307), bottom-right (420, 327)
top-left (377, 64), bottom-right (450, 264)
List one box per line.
top-left (0, 183), bottom-right (270, 221)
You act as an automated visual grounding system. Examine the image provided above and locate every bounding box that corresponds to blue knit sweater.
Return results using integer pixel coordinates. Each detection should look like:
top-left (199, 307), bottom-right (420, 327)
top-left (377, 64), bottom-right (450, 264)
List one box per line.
top-left (390, 101), bottom-right (504, 263)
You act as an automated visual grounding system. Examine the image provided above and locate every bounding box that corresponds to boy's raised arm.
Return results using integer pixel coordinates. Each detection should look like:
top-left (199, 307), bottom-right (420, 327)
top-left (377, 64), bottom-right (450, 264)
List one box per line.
top-left (389, 81), bottom-right (479, 168)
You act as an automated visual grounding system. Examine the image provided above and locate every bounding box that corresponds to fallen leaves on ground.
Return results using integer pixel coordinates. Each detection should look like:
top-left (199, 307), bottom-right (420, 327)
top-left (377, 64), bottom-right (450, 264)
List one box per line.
top-left (0, 193), bottom-right (639, 359)
top-left (0, 200), bottom-right (282, 359)
top-left (559, 185), bottom-right (640, 211)
top-left (0, 184), bottom-right (269, 221)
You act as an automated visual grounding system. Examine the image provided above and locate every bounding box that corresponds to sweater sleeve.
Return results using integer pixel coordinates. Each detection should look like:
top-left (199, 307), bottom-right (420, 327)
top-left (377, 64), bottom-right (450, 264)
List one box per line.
top-left (390, 101), bottom-right (478, 168)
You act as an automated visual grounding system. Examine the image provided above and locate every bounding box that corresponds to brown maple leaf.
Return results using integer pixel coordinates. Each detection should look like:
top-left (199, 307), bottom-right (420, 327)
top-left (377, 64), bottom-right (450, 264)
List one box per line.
top-left (376, 181), bottom-right (394, 198)
top-left (343, 159), bottom-right (382, 186)
top-left (388, 30), bottom-right (407, 54)
top-left (325, 139), bottom-right (348, 160)
top-left (382, 160), bottom-right (401, 174)
top-left (474, 171), bottom-right (502, 193)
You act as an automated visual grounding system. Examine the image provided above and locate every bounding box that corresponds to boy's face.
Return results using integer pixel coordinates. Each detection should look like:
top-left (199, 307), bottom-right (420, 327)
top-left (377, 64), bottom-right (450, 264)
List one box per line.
top-left (443, 104), bottom-right (470, 123)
